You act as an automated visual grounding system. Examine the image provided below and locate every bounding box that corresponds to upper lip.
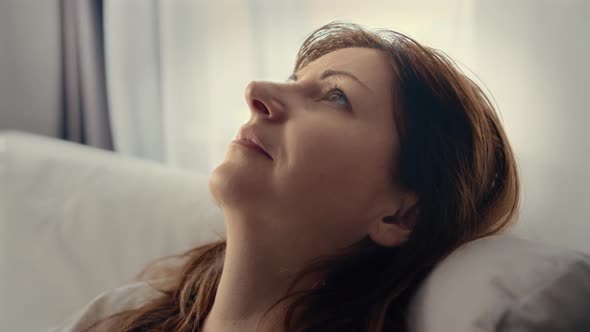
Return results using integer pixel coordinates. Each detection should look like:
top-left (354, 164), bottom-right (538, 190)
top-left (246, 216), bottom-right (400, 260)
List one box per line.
top-left (235, 125), bottom-right (273, 160)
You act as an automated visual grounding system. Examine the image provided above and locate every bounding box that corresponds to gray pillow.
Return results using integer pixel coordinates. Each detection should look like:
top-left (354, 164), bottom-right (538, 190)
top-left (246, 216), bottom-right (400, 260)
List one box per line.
top-left (407, 234), bottom-right (590, 331)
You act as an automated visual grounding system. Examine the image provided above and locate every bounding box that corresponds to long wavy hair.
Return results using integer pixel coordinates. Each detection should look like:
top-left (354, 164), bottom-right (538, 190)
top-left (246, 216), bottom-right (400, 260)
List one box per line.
top-left (87, 21), bottom-right (520, 332)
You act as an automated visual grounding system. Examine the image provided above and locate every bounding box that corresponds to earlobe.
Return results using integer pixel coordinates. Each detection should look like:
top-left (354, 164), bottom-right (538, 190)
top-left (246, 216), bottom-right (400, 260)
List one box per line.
top-left (367, 211), bottom-right (413, 247)
top-left (368, 220), bottom-right (411, 247)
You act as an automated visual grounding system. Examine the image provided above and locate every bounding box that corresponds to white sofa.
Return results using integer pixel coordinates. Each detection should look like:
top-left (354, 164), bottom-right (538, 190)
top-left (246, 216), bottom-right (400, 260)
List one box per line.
top-left (0, 131), bottom-right (225, 331)
top-left (1, 131), bottom-right (589, 332)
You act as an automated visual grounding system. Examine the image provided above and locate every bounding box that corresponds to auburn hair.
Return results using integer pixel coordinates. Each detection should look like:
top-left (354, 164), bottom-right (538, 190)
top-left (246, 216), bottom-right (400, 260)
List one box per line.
top-left (86, 20), bottom-right (520, 331)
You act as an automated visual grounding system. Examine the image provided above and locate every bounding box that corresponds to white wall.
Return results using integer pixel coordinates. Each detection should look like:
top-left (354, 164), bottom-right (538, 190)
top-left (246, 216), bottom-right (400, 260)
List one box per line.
top-left (470, 0), bottom-right (590, 252)
top-left (0, 0), bottom-right (62, 137)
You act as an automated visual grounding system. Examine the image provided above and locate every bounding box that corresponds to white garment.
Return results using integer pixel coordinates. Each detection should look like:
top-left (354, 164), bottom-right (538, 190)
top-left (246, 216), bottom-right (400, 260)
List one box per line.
top-left (47, 281), bottom-right (162, 332)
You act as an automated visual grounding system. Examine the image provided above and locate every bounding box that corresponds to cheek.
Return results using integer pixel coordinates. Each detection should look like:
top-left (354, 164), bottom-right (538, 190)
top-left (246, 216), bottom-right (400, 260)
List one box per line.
top-left (280, 121), bottom-right (391, 217)
top-left (296, 120), bottom-right (389, 173)
top-left (298, 131), bottom-right (367, 177)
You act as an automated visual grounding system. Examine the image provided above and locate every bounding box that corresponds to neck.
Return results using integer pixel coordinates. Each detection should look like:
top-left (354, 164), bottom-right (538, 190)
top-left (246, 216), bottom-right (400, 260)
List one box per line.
top-left (202, 211), bottom-right (321, 332)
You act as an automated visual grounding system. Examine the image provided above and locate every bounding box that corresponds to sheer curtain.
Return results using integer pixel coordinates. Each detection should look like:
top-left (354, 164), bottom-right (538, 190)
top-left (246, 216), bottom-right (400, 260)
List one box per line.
top-left (104, 0), bottom-right (590, 250)
top-left (104, 0), bottom-right (306, 173)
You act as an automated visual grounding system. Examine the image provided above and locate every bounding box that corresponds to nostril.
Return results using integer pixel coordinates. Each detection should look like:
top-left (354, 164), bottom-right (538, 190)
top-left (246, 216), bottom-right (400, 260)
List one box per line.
top-left (253, 99), bottom-right (269, 115)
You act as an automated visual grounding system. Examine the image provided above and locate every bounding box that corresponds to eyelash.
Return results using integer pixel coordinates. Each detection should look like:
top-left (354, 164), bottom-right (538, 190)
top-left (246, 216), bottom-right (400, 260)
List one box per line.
top-left (323, 83), bottom-right (351, 110)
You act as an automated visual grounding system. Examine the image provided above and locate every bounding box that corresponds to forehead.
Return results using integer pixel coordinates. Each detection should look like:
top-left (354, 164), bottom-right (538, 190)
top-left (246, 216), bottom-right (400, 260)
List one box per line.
top-left (296, 47), bottom-right (393, 93)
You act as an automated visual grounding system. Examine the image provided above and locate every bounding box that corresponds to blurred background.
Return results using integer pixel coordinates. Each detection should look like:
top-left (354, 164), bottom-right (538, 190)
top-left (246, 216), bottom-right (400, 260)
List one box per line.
top-left (0, 0), bottom-right (589, 248)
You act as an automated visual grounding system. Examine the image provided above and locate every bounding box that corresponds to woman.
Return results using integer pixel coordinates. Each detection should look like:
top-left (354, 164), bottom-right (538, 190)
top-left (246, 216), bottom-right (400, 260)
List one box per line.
top-left (53, 21), bottom-right (519, 332)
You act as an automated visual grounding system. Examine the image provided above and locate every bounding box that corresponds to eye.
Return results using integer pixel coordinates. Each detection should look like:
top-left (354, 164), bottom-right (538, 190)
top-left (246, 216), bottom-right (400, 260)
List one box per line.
top-left (324, 83), bottom-right (351, 110)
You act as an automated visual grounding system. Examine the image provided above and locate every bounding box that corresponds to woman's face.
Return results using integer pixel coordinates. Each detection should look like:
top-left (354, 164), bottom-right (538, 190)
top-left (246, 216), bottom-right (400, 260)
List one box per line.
top-left (210, 47), bottom-right (404, 254)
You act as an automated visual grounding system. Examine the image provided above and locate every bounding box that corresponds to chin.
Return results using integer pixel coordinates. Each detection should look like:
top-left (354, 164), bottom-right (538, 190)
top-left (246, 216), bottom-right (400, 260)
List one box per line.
top-left (208, 160), bottom-right (269, 210)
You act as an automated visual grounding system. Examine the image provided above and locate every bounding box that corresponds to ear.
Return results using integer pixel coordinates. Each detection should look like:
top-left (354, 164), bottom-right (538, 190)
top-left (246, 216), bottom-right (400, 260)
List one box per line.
top-left (368, 191), bottom-right (419, 248)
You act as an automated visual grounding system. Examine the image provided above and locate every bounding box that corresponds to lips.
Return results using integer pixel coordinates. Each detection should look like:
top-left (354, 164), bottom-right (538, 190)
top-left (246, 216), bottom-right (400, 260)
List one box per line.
top-left (234, 126), bottom-right (273, 160)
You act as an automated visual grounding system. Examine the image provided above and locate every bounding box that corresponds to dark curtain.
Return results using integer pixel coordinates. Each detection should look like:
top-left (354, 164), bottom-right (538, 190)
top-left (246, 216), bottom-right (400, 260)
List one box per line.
top-left (59, 0), bottom-right (113, 149)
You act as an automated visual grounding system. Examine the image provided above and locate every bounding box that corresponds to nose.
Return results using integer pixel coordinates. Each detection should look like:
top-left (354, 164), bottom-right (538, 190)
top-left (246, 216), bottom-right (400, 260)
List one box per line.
top-left (244, 80), bottom-right (287, 122)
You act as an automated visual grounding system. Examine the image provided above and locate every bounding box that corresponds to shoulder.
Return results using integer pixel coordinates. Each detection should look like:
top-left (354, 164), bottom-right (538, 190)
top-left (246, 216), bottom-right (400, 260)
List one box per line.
top-left (47, 280), bottom-right (165, 332)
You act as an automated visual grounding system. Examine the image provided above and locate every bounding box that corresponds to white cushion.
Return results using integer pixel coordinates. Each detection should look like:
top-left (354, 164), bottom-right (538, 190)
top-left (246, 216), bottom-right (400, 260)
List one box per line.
top-left (407, 234), bottom-right (590, 331)
top-left (0, 131), bottom-right (224, 332)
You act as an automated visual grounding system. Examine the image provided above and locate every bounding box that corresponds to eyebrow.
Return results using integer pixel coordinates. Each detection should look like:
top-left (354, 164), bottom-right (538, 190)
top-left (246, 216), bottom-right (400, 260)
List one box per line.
top-left (288, 69), bottom-right (373, 94)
